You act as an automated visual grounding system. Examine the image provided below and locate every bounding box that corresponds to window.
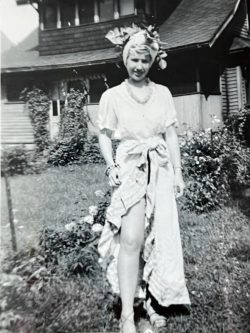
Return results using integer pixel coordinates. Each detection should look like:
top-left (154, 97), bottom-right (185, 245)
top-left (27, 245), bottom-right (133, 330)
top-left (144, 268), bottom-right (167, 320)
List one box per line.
top-left (67, 80), bottom-right (86, 93)
top-left (6, 81), bottom-right (28, 102)
top-left (119, 0), bottom-right (134, 16)
top-left (200, 64), bottom-right (220, 95)
top-left (60, 0), bottom-right (75, 27)
top-left (89, 78), bottom-right (106, 103)
top-left (79, 0), bottom-right (94, 24)
top-left (43, 0), bottom-right (57, 29)
top-left (52, 100), bottom-right (58, 116)
top-left (99, 0), bottom-right (114, 21)
top-left (162, 65), bottom-right (197, 96)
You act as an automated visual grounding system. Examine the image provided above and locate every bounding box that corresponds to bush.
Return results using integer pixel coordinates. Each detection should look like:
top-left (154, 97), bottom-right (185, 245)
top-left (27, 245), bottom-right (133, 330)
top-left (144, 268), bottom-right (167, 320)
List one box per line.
top-left (81, 136), bottom-right (104, 164)
top-left (180, 114), bottom-right (250, 213)
top-left (48, 89), bottom-right (89, 166)
top-left (39, 224), bottom-right (100, 277)
top-left (93, 191), bottom-right (111, 225)
top-left (1, 146), bottom-right (48, 177)
top-left (20, 88), bottom-right (50, 154)
top-left (1, 146), bottom-right (31, 176)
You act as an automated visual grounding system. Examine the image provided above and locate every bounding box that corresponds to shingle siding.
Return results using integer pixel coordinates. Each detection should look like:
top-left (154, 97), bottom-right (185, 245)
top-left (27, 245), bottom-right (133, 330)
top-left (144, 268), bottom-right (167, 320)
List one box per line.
top-left (39, 15), bottom-right (144, 56)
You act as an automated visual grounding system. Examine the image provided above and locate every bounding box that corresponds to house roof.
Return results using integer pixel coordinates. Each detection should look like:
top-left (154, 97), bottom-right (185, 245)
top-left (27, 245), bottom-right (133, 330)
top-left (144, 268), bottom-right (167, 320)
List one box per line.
top-left (2, 0), bottom-right (245, 73)
top-left (2, 45), bottom-right (118, 73)
top-left (160, 0), bottom-right (241, 50)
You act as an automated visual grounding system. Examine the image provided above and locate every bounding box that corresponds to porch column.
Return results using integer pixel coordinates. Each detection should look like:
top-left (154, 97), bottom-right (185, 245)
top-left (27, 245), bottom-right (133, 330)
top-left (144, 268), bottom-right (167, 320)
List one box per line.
top-left (75, 0), bottom-right (80, 25)
top-left (94, 0), bottom-right (100, 23)
top-left (114, 0), bottom-right (119, 19)
top-left (196, 65), bottom-right (201, 93)
top-left (56, 0), bottom-right (61, 28)
top-left (39, 2), bottom-right (44, 30)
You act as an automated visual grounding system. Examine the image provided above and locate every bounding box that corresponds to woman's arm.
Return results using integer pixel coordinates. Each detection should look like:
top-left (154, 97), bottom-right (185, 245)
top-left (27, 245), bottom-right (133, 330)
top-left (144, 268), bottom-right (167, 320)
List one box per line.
top-left (164, 125), bottom-right (185, 198)
top-left (98, 129), bottom-right (121, 187)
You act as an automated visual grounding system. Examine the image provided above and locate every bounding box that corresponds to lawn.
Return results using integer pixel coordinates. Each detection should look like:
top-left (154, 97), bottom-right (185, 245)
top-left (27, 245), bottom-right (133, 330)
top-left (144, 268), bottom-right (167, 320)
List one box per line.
top-left (1, 164), bottom-right (107, 256)
top-left (1, 164), bottom-right (250, 333)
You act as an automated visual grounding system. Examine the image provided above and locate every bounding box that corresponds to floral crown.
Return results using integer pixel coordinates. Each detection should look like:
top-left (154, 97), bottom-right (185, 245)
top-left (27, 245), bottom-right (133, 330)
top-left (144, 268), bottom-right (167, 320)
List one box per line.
top-left (105, 24), bottom-right (168, 70)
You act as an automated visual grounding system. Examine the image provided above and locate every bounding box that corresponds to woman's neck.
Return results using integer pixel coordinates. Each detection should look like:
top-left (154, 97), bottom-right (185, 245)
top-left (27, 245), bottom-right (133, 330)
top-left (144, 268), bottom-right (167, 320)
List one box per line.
top-left (127, 77), bottom-right (149, 88)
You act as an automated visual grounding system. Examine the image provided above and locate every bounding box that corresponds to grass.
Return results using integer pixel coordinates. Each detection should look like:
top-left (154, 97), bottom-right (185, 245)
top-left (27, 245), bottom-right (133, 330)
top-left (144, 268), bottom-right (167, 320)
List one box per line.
top-left (1, 164), bottom-right (250, 333)
top-left (1, 164), bottom-right (107, 256)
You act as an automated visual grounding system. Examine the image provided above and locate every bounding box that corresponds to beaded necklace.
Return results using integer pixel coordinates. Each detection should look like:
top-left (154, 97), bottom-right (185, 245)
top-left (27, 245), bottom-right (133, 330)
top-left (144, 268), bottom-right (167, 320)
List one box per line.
top-left (125, 78), bottom-right (153, 104)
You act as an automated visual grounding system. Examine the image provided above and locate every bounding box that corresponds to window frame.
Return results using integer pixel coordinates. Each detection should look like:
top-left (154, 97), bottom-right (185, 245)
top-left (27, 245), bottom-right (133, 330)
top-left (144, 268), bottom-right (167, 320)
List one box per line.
top-left (118, 0), bottom-right (135, 17)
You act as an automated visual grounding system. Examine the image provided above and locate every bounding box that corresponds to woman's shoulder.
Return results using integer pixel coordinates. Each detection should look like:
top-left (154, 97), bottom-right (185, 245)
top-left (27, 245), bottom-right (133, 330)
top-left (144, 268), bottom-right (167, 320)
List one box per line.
top-left (153, 82), bottom-right (172, 96)
top-left (100, 82), bottom-right (124, 100)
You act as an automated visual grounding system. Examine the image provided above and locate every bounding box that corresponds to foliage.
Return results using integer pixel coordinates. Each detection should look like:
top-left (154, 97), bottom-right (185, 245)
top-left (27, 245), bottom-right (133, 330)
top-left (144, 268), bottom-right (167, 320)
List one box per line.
top-left (224, 107), bottom-right (249, 142)
top-left (48, 89), bottom-right (89, 166)
top-left (38, 190), bottom-right (112, 277)
top-left (93, 190), bottom-right (111, 225)
top-left (1, 146), bottom-right (31, 176)
top-left (81, 137), bottom-right (120, 164)
top-left (39, 224), bottom-right (100, 277)
top-left (0, 251), bottom-right (117, 333)
top-left (180, 113), bottom-right (250, 213)
top-left (81, 135), bottom-right (104, 164)
top-left (20, 88), bottom-right (50, 154)
top-left (1, 146), bottom-right (47, 177)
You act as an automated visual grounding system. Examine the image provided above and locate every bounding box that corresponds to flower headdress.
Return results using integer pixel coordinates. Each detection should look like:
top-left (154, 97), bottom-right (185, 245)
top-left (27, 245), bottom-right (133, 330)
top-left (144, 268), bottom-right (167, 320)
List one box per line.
top-left (105, 24), bottom-right (168, 70)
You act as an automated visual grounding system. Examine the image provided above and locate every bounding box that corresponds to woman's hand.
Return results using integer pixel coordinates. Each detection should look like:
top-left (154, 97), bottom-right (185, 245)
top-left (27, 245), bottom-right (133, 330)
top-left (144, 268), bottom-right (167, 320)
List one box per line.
top-left (174, 169), bottom-right (185, 198)
top-left (108, 166), bottom-right (121, 187)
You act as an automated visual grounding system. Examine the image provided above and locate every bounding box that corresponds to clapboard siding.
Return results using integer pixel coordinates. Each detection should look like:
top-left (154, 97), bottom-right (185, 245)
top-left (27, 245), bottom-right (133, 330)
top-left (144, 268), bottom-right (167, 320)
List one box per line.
top-left (240, 16), bottom-right (249, 38)
top-left (228, 0), bottom-right (248, 37)
top-left (220, 66), bottom-right (246, 116)
top-left (1, 103), bottom-right (34, 144)
top-left (39, 15), bottom-right (144, 56)
top-left (173, 94), bottom-right (202, 131)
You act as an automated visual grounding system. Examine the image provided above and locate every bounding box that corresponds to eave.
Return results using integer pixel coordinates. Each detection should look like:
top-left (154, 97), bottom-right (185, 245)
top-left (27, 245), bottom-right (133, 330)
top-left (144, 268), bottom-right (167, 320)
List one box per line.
top-left (160, 0), bottom-right (245, 52)
top-left (1, 48), bottom-right (118, 74)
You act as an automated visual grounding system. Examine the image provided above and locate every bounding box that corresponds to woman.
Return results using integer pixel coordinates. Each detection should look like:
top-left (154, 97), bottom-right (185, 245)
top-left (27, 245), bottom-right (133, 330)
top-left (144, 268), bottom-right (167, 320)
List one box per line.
top-left (97, 26), bottom-right (190, 333)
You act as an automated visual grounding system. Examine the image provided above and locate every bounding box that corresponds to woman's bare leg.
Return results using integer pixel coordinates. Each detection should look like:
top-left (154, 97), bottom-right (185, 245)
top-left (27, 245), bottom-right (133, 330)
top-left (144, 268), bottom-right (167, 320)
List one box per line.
top-left (118, 199), bottom-right (145, 332)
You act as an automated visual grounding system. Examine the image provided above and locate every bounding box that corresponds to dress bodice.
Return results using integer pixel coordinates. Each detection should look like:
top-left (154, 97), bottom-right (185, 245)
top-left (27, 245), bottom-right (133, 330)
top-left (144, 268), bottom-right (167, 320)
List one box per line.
top-left (97, 81), bottom-right (178, 140)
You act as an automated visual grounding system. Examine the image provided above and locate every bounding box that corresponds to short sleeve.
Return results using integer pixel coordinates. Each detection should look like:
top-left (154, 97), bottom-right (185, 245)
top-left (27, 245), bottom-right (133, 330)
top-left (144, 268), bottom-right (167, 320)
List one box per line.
top-left (97, 90), bottom-right (118, 132)
top-left (164, 87), bottom-right (179, 129)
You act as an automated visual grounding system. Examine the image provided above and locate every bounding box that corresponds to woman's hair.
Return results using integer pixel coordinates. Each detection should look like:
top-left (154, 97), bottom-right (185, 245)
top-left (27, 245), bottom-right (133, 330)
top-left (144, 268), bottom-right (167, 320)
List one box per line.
top-left (127, 44), bottom-right (152, 61)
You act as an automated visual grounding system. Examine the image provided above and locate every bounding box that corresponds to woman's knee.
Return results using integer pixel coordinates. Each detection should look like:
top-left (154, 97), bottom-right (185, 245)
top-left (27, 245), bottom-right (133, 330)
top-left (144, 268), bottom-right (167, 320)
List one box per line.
top-left (120, 234), bottom-right (143, 253)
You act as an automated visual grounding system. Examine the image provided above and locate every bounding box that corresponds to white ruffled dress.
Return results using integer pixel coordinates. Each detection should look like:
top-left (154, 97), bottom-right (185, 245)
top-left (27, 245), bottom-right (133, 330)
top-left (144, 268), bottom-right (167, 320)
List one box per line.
top-left (97, 81), bottom-right (190, 307)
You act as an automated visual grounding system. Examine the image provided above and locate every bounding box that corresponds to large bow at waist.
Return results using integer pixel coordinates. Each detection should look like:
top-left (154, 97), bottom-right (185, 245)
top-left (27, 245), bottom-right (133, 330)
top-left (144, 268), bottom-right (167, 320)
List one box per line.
top-left (118, 136), bottom-right (170, 219)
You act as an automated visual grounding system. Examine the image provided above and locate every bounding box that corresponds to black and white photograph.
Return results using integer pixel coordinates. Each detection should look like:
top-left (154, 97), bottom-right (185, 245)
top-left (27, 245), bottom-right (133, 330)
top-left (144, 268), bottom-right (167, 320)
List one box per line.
top-left (1, 0), bottom-right (250, 332)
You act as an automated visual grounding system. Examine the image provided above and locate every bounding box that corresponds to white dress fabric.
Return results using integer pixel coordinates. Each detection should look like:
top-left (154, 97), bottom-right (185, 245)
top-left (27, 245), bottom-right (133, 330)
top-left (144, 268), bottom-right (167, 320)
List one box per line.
top-left (97, 81), bottom-right (190, 307)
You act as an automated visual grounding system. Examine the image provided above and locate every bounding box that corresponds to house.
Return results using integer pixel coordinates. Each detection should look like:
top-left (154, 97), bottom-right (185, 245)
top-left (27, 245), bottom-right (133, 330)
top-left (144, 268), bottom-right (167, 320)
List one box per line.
top-left (1, 0), bottom-right (250, 147)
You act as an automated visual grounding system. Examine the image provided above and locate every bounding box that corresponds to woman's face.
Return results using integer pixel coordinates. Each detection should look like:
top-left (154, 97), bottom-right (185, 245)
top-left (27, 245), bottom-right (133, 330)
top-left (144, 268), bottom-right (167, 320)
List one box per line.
top-left (126, 51), bottom-right (152, 82)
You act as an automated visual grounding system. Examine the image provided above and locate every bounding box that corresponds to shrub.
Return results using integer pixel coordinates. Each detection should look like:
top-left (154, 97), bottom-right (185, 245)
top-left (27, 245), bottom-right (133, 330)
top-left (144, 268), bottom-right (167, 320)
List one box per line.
top-left (1, 146), bottom-right (31, 176)
top-left (81, 136), bottom-right (104, 164)
top-left (80, 137), bottom-right (120, 165)
top-left (39, 223), bottom-right (101, 278)
top-left (48, 88), bottom-right (89, 166)
top-left (180, 115), bottom-right (250, 212)
top-left (93, 190), bottom-right (111, 225)
top-left (1, 146), bottom-right (48, 177)
top-left (20, 88), bottom-right (50, 154)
